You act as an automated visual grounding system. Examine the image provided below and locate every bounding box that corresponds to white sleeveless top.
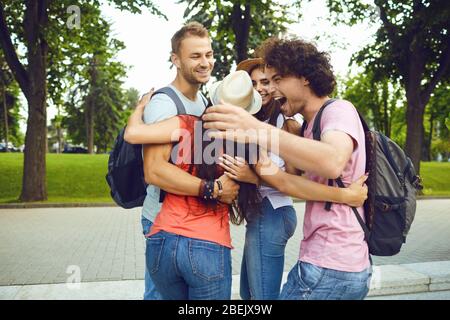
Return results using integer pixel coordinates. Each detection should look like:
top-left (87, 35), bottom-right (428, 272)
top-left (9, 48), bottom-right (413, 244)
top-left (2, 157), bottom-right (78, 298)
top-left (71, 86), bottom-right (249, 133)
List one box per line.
top-left (259, 113), bottom-right (303, 209)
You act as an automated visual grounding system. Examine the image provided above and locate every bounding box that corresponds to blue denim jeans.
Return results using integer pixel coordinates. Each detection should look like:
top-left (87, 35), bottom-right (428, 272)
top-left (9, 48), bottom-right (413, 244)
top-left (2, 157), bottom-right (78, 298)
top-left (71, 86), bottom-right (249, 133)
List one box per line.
top-left (280, 261), bottom-right (372, 300)
top-left (146, 230), bottom-right (232, 300)
top-left (240, 198), bottom-right (297, 300)
top-left (141, 216), bottom-right (162, 300)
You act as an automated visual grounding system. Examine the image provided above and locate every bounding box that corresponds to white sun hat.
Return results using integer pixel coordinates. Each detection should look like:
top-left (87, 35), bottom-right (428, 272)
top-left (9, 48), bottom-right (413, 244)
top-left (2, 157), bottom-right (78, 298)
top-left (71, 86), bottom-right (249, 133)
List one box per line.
top-left (208, 70), bottom-right (262, 115)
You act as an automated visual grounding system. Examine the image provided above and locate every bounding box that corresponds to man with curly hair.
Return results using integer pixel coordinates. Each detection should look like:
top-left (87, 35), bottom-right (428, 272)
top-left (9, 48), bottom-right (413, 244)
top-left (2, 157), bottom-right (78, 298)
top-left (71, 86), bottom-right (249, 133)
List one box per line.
top-left (202, 38), bottom-right (372, 300)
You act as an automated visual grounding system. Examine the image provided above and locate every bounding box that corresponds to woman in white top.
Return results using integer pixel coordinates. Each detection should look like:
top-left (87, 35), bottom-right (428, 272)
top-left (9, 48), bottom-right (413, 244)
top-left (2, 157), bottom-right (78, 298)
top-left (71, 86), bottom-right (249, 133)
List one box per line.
top-left (218, 58), bottom-right (319, 300)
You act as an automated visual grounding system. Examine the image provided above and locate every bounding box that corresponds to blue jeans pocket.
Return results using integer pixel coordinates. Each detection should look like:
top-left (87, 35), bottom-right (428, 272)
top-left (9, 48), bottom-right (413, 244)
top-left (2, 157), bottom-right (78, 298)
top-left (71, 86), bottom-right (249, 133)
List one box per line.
top-left (146, 236), bottom-right (165, 274)
top-left (336, 275), bottom-right (371, 300)
top-left (281, 207), bottom-right (297, 239)
top-left (298, 262), bottom-right (324, 290)
top-left (141, 217), bottom-right (153, 236)
top-left (343, 268), bottom-right (372, 300)
top-left (313, 267), bottom-right (372, 300)
top-left (189, 239), bottom-right (224, 281)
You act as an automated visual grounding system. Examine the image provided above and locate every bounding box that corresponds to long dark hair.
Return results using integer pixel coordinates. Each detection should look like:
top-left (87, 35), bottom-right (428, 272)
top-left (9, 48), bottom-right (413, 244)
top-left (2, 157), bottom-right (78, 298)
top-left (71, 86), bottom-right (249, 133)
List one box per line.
top-left (254, 98), bottom-right (282, 126)
top-left (183, 105), bottom-right (262, 225)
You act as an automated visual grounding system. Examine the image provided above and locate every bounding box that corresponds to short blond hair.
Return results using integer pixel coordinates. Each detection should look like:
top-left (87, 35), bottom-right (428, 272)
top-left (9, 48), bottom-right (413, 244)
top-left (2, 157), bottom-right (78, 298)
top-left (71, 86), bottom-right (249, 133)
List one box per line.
top-left (171, 21), bottom-right (209, 54)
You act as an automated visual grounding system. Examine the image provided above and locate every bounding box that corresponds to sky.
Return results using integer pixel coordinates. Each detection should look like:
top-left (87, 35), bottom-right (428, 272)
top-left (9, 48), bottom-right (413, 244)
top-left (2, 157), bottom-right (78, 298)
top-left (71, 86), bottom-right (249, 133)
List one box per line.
top-left (18, 0), bottom-right (380, 132)
top-left (100, 0), bottom-right (379, 93)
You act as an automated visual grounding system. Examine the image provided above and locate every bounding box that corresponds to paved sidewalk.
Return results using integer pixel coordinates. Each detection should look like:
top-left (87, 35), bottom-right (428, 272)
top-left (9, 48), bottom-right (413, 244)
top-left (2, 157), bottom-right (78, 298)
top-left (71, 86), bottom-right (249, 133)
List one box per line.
top-left (0, 200), bottom-right (449, 287)
top-left (2, 261), bottom-right (450, 299)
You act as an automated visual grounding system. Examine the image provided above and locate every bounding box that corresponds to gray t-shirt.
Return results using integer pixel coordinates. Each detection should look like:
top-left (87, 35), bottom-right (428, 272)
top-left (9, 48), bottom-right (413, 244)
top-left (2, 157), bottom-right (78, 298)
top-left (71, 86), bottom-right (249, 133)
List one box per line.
top-left (141, 84), bottom-right (207, 222)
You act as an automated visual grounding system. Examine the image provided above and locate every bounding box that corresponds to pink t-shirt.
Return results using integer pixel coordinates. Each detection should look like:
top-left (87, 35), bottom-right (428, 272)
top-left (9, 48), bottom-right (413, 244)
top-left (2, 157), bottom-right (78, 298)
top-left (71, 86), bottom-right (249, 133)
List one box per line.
top-left (299, 99), bottom-right (370, 272)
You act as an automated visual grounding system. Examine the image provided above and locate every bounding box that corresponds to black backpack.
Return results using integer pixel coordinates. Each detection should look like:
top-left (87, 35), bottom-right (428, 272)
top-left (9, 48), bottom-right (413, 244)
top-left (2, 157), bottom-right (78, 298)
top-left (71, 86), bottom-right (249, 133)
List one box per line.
top-left (105, 87), bottom-right (188, 209)
top-left (300, 99), bottom-right (423, 256)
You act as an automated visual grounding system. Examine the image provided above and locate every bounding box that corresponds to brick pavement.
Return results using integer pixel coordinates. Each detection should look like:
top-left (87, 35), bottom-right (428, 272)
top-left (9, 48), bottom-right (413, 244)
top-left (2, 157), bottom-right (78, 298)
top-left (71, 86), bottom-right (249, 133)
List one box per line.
top-left (0, 199), bottom-right (448, 286)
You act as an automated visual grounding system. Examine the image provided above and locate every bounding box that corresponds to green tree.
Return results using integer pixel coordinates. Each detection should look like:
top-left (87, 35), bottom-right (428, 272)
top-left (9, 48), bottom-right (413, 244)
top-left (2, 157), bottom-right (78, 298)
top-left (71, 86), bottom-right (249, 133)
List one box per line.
top-left (0, 0), bottom-right (165, 201)
top-left (124, 87), bottom-right (140, 111)
top-left (92, 86), bottom-right (140, 154)
top-left (48, 2), bottom-right (128, 155)
top-left (181, 0), bottom-right (294, 78)
top-left (341, 70), bottom-right (405, 142)
top-left (62, 61), bottom-right (139, 154)
top-left (0, 54), bottom-right (24, 149)
top-left (117, 87), bottom-right (140, 128)
top-left (47, 114), bottom-right (65, 153)
top-left (324, 0), bottom-right (450, 173)
top-left (423, 82), bottom-right (450, 161)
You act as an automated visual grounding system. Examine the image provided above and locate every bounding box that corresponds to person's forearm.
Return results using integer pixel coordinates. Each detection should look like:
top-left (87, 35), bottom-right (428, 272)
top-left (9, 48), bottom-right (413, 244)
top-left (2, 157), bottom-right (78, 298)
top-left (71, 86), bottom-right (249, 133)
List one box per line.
top-left (146, 160), bottom-right (201, 196)
top-left (124, 107), bottom-right (146, 144)
top-left (284, 162), bottom-right (301, 176)
top-left (258, 124), bottom-right (344, 179)
top-left (125, 117), bottom-right (179, 145)
top-left (258, 166), bottom-right (349, 203)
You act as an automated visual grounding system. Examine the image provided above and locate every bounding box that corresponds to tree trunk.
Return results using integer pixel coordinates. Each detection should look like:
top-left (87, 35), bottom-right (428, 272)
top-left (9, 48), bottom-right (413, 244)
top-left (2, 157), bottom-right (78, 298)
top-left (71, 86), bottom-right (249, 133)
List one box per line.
top-left (57, 124), bottom-right (62, 154)
top-left (403, 37), bottom-right (427, 175)
top-left (85, 56), bottom-right (98, 154)
top-left (85, 97), bottom-right (94, 154)
top-left (20, 91), bottom-right (47, 201)
top-left (404, 96), bottom-right (425, 174)
top-left (2, 86), bottom-right (8, 152)
top-left (382, 82), bottom-right (389, 137)
top-left (231, 2), bottom-right (251, 63)
top-left (18, 0), bottom-right (49, 202)
top-left (20, 25), bottom-right (48, 200)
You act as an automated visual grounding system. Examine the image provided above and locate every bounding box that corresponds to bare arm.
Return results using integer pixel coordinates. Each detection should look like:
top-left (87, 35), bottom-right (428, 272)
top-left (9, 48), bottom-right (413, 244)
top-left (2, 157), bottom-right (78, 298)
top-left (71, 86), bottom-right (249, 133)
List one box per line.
top-left (262, 126), bottom-right (353, 179)
top-left (123, 88), bottom-right (182, 145)
top-left (143, 143), bottom-right (201, 196)
top-left (143, 144), bottom-right (240, 203)
top-left (130, 90), bottom-right (240, 200)
top-left (203, 103), bottom-right (354, 179)
top-left (125, 116), bottom-right (181, 145)
top-left (255, 149), bottom-right (367, 206)
top-left (123, 91), bottom-right (199, 194)
top-left (281, 118), bottom-right (303, 176)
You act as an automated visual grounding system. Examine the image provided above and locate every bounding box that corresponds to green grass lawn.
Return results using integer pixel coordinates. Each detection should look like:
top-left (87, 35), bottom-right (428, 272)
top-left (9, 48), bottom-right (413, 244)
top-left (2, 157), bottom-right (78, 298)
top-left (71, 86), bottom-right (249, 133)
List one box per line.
top-left (0, 153), bottom-right (449, 203)
top-left (0, 153), bottom-right (113, 203)
top-left (419, 161), bottom-right (450, 196)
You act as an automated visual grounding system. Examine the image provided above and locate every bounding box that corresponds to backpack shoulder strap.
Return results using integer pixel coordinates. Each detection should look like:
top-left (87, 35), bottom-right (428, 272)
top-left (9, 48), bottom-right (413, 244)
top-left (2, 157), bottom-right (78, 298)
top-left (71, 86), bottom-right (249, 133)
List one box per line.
top-left (311, 98), bottom-right (337, 141)
top-left (309, 98), bottom-right (341, 212)
top-left (200, 93), bottom-right (209, 107)
top-left (355, 109), bottom-right (371, 133)
top-left (153, 87), bottom-right (187, 115)
top-left (323, 102), bottom-right (372, 237)
top-left (335, 177), bottom-right (370, 242)
top-left (152, 87), bottom-right (187, 203)
top-left (301, 98), bottom-right (336, 138)
top-left (300, 120), bottom-right (307, 137)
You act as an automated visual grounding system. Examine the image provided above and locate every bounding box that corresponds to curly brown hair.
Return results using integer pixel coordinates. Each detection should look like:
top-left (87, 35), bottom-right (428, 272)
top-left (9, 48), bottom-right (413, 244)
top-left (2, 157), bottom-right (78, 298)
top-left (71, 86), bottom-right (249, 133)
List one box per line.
top-left (259, 38), bottom-right (336, 97)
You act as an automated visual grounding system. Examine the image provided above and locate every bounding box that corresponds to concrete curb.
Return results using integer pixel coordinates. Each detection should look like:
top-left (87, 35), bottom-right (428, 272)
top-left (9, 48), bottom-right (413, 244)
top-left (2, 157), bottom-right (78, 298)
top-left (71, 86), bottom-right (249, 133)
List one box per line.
top-left (416, 196), bottom-right (450, 200)
top-left (0, 203), bottom-right (117, 209)
top-left (367, 261), bottom-right (450, 297)
top-left (1, 260), bottom-right (449, 300)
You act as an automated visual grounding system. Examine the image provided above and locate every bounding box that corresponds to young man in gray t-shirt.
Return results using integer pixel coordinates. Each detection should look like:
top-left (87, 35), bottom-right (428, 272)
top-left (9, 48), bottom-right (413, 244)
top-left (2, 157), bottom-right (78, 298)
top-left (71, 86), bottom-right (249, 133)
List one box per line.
top-left (132, 22), bottom-right (239, 300)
